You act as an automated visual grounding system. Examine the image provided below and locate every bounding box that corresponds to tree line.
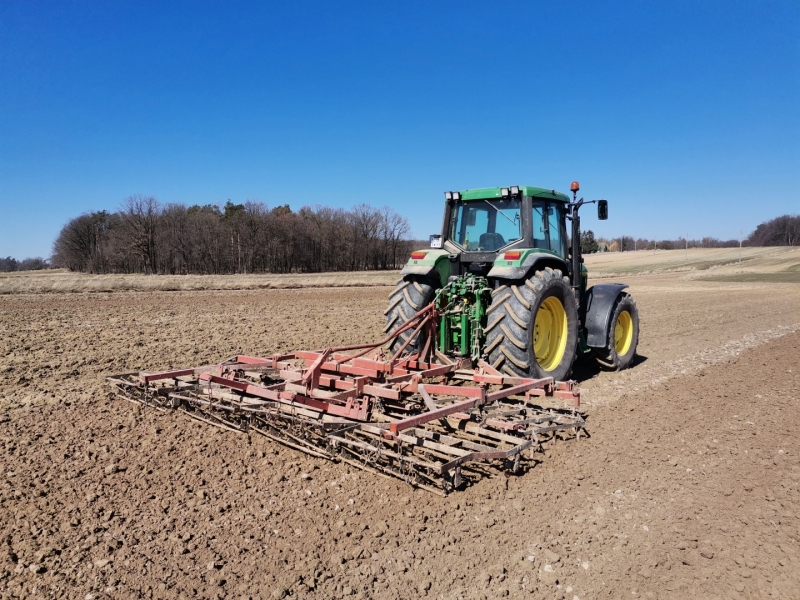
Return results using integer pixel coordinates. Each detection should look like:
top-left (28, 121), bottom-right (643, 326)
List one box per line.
top-left (746, 214), bottom-right (800, 247)
top-left (0, 257), bottom-right (50, 272)
top-left (580, 231), bottom-right (741, 253)
top-left (579, 219), bottom-right (798, 254)
top-left (52, 196), bottom-right (413, 274)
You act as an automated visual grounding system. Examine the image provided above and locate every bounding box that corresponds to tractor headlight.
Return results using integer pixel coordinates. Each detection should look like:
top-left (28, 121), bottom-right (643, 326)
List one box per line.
top-left (501, 188), bottom-right (509, 197)
top-left (445, 191), bottom-right (453, 200)
top-left (510, 185), bottom-right (519, 196)
top-left (452, 192), bottom-right (461, 200)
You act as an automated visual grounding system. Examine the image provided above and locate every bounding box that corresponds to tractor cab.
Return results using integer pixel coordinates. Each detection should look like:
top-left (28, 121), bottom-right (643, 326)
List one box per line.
top-left (417, 186), bottom-right (574, 283)
top-left (446, 193), bottom-right (568, 256)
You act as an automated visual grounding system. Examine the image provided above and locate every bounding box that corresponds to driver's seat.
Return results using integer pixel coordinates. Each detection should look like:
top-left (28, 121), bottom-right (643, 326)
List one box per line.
top-left (479, 232), bottom-right (506, 251)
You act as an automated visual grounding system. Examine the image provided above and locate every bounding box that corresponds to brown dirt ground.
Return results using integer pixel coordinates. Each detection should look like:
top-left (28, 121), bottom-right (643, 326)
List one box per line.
top-left (1, 275), bottom-right (799, 600)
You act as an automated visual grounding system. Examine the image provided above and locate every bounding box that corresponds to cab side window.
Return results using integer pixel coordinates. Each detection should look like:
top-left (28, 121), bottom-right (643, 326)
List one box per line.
top-left (546, 205), bottom-right (563, 254)
top-left (532, 204), bottom-right (546, 249)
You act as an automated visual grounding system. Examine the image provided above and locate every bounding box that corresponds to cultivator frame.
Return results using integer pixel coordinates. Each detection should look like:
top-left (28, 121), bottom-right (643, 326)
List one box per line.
top-left (107, 303), bottom-right (585, 494)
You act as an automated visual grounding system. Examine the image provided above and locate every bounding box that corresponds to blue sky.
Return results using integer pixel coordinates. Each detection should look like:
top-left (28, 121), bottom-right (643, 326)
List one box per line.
top-left (1, 1), bottom-right (798, 258)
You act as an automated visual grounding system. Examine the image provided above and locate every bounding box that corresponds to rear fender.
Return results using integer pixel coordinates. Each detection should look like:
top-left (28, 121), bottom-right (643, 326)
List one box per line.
top-left (400, 249), bottom-right (449, 286)
top-left (583, 284), bottom-right (629, 348)
top-left (488, 251), bottom-right (568, 281)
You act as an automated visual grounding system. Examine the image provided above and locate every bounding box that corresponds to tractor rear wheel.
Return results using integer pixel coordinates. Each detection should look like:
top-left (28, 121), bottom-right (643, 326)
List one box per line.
top-left (384, 276), bottom-right (436, 355)
top-left (485, 267), bottom-right (579, 381)
top-left (592, 293), bottom-right (639, 370)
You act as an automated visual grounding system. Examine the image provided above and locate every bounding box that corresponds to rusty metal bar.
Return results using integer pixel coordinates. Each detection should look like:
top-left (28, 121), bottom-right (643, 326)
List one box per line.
top-left (106, 298), bottom-right (584, 494)
top-left (486, 379), bottom-right (552, 402)
top-left (141, 368), bottom-right (200, 383)
top-left (389, 394), bottom-right (485, 436)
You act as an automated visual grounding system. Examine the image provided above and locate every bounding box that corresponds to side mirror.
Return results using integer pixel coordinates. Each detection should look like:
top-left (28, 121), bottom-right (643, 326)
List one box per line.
top-left (598, 200), bottom-right (608, 220)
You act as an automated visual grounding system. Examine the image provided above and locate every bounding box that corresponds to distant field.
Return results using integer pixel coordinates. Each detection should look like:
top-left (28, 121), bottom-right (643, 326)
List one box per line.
top-left (584, 246), bottom-right (800, 281)
top-left (0, 269), bottom-right (399, 294)
top-left (2, 247), bottom-right (799, 294)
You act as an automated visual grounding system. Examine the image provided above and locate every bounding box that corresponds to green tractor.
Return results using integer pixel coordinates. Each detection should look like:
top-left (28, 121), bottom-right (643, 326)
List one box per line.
top-left (386, 182), bottom-right (639, 381)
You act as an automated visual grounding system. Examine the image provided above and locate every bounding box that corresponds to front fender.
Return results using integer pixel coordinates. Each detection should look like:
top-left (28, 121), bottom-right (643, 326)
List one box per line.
top-left (583, 284), bottom-right (629, 348)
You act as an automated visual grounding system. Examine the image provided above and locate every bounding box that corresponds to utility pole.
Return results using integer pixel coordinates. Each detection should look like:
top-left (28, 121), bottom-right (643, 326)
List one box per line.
top-left (739, 229), bottom-right (743, 264)
top-left (685, 235), bottom-right (688, 261)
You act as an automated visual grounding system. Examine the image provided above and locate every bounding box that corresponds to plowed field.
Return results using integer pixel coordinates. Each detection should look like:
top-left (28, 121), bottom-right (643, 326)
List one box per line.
top-left (1, 268), bottom-right (799, 599)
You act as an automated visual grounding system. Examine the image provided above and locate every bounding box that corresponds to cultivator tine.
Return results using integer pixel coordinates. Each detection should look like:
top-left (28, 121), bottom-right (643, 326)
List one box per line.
top-left (106, 300), bottom-right (585, 494)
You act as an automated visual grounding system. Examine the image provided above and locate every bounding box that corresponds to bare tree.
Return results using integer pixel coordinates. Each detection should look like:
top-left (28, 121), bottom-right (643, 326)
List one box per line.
top-left (119, 195), bottom-right (160, 273)
top-left (349, 204), bottom-right (382, 270)
top-left (52, 211), bottom-right (113, 272)
top-left (157, 203), bottom-right (192, 274)
top-left (239, 201), bottom-right (268, 273)
top-left (378, 206), bottom-right (411, 269)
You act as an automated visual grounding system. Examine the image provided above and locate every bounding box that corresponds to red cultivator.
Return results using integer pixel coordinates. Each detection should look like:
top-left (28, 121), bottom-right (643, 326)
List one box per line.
top-left (107, 304), bottom-right (585, 494)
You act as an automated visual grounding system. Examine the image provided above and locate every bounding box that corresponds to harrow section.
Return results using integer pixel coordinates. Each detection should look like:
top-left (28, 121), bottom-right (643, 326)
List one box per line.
top-left (107, 304), bottom-right (585, 494)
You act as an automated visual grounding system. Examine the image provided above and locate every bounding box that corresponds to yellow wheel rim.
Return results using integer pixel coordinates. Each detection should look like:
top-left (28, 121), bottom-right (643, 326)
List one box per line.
top-left (614, 310), bottom-right (633, 356)
top-left (533, 297), bottom-right (568, 372)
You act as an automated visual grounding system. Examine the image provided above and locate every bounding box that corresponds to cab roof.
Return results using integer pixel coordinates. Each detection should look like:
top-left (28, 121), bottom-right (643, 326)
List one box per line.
top-left (458, 186), bottom-right (570, 203)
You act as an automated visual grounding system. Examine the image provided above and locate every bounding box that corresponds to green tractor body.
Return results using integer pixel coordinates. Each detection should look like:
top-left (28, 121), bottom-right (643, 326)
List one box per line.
top-left (386, 184), bottom-right (639, 380)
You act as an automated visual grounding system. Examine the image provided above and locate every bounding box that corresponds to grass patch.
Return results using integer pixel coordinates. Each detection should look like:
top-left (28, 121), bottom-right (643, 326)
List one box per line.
top-left (691, 257), bottom-right (755, 271)
top-left (698, 271), bottom-right (800, 283)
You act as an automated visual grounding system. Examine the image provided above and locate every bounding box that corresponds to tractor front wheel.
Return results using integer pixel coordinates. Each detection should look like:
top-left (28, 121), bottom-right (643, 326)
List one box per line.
top-left (384, 276), bottom-right (436, 355)
top-left (485, 267), bottom-right (579, 381)
top-left (592, 294), bottom-right (639, 370)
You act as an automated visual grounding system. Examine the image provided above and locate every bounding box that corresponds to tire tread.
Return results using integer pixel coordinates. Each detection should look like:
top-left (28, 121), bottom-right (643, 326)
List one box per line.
top-left (485, 268), bottom-right (578, 380)
top-left (385, 277), bottom-right (436, 354)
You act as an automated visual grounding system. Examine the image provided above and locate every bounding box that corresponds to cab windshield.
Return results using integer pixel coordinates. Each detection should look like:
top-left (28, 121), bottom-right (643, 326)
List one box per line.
top-left (449, 198), bottom-right (522, 251)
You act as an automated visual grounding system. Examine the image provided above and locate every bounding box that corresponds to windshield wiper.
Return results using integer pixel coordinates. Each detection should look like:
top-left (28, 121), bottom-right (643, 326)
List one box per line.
top-left (483, 200), bottom-right (519, 227)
